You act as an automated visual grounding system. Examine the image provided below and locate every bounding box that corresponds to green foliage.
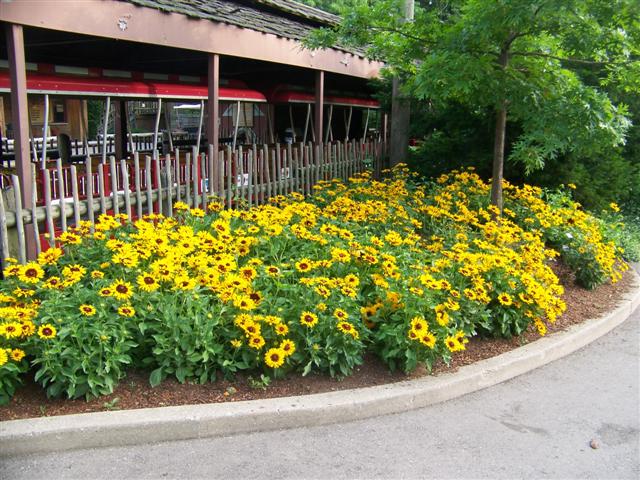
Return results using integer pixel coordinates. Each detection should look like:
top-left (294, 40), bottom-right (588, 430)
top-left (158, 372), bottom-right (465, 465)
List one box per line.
top-left (0, 361), bottom-right (26, 406)
top-left (307, 0), bottom-right (639, 207)
top-left (296, 0), bottom-right (358, 14)
top-left (31, 310), bottom-right (136, 400)
top-left (247, 374), bottom-right (271, 390)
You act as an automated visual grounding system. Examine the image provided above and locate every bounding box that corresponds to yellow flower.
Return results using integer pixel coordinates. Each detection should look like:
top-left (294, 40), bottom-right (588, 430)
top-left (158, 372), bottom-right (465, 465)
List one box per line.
top-left (248, 335), bottom-right (266, 350)
top-left (337, 321), bottom-right (359, 339)
top-left (410, 316), bottom-right (428, 334)
top-left (609, 202), bottom-right (620, 212)
top-left (137, 273), bottom-right (160, 292)
top-left (280, 339), bottom-right (296, 356)
top-left (230, 339), bottom-right (242, 348)
top-left (295, 258), bottom-right (313, 273)
top-left (333, 308), bottom-right (349, 320)
top-left (18, 263), bottom-right (44, 284)
top-left (79, 304), bottom-right (97, 316)
top-left (497, 293), bottom-right (513, 306)
top-left (274, 323), bottom-right (289, 336)
top-left (37, 247), bottom-right (63, 266)
top-left (300, 311), bottom-right (319, 328)
top-left (38, 324), bottom-right (57, 339)
top-left (10, 348), bottom-right (26, 361)
top-left (419, 332), bottom-right (436, 348)
top-left (264, 348), bottom-right (286, 368)
top-left (110, 279), bottom-right (134, 300)
top-left (1, 322), bottom-right (22, 339)
top-left (0, 349), bottom-right (7, 366)
top-left (118, 305), bottom-right (136, 317)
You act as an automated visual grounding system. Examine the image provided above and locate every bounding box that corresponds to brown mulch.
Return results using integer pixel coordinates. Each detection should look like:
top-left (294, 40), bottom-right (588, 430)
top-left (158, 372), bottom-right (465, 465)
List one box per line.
top-left (0, 262), bottom-right (635, 421)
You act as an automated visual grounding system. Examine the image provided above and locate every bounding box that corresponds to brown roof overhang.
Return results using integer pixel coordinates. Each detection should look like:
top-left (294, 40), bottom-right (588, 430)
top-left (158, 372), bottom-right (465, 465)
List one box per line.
top-left (0, 0), bottom-right (382, 78)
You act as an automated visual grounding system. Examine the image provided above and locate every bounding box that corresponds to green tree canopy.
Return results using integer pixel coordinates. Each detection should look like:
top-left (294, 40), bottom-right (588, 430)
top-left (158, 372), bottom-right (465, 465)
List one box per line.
top-left (308, 0), bottom-right (640, 209)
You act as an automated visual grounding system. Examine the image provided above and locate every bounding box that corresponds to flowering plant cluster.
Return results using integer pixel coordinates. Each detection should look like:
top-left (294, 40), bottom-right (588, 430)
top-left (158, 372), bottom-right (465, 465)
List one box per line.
top-left (0, 166), bottom-right (627, 403)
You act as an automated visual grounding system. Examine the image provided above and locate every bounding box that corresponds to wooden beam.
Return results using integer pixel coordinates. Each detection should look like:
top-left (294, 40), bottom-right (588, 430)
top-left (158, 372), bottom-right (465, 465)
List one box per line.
top-left (1, 0), bottom-right (383, 79)
top-left (5, 23), bottom-right (36, 260)
top-left (315, 70), bottom-right (324, 145)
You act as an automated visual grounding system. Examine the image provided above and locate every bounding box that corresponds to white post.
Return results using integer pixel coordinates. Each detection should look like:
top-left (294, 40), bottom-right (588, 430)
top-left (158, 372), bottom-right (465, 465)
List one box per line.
top-left (195, 99), bottom-right (204, 155)
top-left (152, 98), bottom-right (162, 159)
top-left (232, 100), bottom-right (241, 151)
top-left (41, 93), bottom-right (49, 168)
top-left (101, 96), bottom-right (111, 164)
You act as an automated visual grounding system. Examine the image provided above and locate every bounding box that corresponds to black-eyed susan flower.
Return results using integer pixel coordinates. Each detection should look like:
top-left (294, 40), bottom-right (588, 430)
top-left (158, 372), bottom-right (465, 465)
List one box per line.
top-left (280, 339), bottom-right (296, 356)
top-left (10, 348), bottom-right (26, 362)
top-left (337, 321), bottom-right (359, 339)
top-left (38, 324), bottom-right (57, 339)
top-left (410, 316), bottom-right (428, 334)
top-left (248, 335), bottom-right (265, 350)
top-left (37, 247), bottom-right (63, 266)
top-left (333, 308), bottom-right (349, 320)
top-left (295, 258), bottom-right (312, 273)
top-left (1, 322), bottom-right (22, 339)
top-left (0, 349), bottom-right (7, 366)
top-left (118, 305), bottom-right (136, 317)
top-left (111, 280), bottom-right (134, 301)
top-left (264, 348), bottom-right (286, 368)
top-left (137, 273), bottom-right (160, 292)
top-left (79, 304), bottom-right (97, 316)
top-left (18, 263), bottom-right (44, 284)
top-left (497, 293), bottom-right (513, 306)
top-left (300, 311), bottom-right (318, 328)
top-left (274, 323), bottom-right (289, 336)
top-left (419, 332), bottom-right (436, 348)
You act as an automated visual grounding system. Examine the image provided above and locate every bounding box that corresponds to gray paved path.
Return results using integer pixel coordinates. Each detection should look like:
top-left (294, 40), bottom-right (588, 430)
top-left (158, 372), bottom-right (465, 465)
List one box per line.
top-left (2, 308), bottom-right (639, 479)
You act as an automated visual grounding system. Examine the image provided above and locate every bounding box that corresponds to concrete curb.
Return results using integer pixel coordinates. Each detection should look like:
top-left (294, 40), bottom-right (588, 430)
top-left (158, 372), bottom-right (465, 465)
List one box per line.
top-left (2, 270), bottom-right (639, 457)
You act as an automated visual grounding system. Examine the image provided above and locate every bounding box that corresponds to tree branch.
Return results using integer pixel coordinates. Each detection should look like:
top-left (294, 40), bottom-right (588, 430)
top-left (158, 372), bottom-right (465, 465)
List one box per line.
top-left (365, 25), bottom-right (433, 45)
top-left (510, 51), bottom-right (639, 65)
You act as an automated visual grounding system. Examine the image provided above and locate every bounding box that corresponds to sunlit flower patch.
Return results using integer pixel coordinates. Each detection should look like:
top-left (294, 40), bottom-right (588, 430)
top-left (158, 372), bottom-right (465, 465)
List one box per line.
top-left (0, 165), bottom-right (627, 403)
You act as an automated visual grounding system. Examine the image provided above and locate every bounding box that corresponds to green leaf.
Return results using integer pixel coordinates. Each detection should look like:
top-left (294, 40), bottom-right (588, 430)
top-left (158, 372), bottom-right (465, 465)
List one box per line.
top-left (149, 368), bottom-right (164, 387)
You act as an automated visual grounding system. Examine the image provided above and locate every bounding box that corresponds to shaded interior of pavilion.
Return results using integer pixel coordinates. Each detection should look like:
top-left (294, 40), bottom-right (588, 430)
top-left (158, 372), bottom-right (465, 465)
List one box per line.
top-left (0, 26), bottom-right (382, 166)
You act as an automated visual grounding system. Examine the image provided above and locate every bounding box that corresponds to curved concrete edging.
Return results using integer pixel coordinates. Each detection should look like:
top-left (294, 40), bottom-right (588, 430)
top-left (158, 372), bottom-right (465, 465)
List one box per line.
top-left (2, 269), bottom-right (639, 457)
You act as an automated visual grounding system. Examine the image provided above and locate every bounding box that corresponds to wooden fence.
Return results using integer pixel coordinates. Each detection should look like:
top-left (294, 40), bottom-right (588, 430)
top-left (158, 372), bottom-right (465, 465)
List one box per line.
top-left (0, 140), bottom-right (386, 265)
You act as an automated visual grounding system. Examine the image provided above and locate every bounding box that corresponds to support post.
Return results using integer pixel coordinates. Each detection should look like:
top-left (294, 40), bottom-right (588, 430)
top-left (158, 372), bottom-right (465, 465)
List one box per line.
top-left (314, 70), bottom-right (324, 145)
top-left (207, 53), bottom-right (219, 158)
top-left (5, 23), bottom-right (36, 260)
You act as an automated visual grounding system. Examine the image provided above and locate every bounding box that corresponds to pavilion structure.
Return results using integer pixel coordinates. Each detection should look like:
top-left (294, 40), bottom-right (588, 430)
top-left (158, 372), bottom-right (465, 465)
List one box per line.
top-left (0, 0), bottom-right (383, 258)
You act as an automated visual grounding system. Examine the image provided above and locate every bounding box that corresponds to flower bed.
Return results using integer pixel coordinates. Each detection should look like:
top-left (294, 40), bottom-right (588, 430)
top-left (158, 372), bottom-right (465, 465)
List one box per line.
top-left (0, 166), bottom-right (628, 404)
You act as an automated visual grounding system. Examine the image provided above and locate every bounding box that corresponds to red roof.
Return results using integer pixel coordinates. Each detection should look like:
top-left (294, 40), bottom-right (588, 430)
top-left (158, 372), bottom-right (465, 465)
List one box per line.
top-left (0, 71), bottom-right (267, 102)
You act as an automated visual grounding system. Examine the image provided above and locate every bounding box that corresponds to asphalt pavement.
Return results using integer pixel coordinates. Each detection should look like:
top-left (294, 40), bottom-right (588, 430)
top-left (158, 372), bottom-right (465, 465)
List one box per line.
top-left (2, 300), bottom-right (638, 479)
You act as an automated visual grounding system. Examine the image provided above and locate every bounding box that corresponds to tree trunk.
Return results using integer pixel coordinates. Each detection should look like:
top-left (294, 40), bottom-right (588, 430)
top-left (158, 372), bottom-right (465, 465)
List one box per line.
top-left (490, 101), bottom-right (507, 211)
top-left (490, 47), bottom-right (510, 212)
top-left (389, 0), bottom-right (414, 168)
top-left (389, 78), bottom-right (411, 167)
